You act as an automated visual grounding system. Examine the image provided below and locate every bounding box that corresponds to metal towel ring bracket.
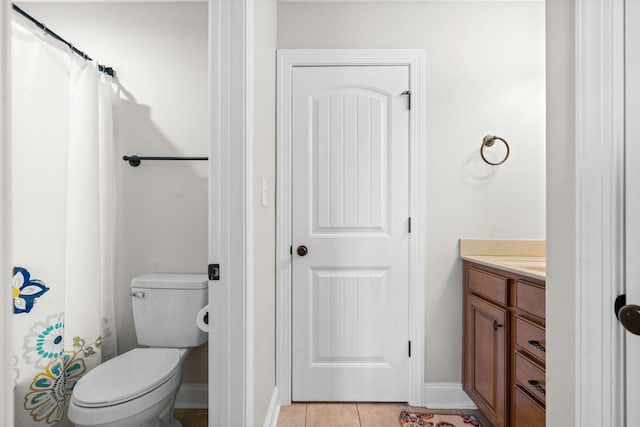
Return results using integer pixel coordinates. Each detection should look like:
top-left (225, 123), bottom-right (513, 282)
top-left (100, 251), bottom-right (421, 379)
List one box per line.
top-left (480, 135), bottom-right (510, 166)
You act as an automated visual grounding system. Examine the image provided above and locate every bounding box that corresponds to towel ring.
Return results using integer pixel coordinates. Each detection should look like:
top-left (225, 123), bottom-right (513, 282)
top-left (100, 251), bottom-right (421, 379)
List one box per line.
top-left (480, 135), bottom-right (510, 166)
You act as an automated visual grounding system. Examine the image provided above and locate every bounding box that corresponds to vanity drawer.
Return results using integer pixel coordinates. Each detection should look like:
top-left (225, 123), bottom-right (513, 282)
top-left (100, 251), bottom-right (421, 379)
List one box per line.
top-left (468, 267), bottom-right (507, 305)
top-left (515, 280), bottom-right (545, 319)
top-left (515, 352), bottom-right (546, 404)
top-left (513, 386), bottom-right (546, 427)
top-left (515, 316), bottom-right (546, 363)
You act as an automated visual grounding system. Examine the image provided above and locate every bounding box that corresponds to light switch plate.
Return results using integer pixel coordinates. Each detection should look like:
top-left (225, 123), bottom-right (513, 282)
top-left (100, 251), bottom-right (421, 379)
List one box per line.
top-left (261, 178), bottom-right (267, 207)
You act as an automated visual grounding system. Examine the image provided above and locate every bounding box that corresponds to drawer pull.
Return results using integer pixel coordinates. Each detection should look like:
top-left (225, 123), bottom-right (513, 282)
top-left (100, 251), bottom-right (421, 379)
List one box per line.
top-left (527, 340), bottom-right (546, 352)
top-left (493, 320), bottom-right (504, 331)
top-left (528, 380), bottom-right (546, 395)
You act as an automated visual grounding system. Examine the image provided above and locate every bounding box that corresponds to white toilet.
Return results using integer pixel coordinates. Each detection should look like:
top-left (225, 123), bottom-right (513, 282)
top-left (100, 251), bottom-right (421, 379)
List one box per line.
top-left (68, 273), bottom-right (208, 427)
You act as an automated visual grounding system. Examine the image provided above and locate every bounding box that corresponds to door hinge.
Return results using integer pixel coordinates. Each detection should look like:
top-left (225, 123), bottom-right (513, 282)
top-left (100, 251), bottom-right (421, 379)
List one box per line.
top-left (401, 90), bottom-right (412, 110)
top-left (208, 263), bottom-right (220, 281)
top-left (408, 217), bottom-right (412, 233)
top-left (408, 340), bottom-right (412, 357)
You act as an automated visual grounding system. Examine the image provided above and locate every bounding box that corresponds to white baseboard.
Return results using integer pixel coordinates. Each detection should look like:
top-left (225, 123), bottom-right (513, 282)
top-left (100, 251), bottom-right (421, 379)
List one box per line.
top-left (175, 382), bottom-right (208, 409)
top-left (174, 382), bottom-right (473, 413)
top-left (422, 383), bottom-right (477, 410)
top-left (263, 387), bottom-right (280, 427)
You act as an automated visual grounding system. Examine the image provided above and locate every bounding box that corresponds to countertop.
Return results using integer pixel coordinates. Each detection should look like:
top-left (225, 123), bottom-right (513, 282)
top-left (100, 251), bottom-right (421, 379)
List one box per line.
top-left (459, 239), bottom-right (546, 281)
top-left (460, 255), bottom-right (546, 281)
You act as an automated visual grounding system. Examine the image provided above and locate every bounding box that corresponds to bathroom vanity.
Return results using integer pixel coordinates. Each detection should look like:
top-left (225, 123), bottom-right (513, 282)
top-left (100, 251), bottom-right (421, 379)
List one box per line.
top-left (460, 240), bottom-right (546, 427)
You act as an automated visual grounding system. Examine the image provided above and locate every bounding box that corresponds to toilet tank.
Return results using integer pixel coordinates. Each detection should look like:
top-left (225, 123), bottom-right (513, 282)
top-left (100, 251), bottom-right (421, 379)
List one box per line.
top-left (131, 273), bottom-right (208, 347)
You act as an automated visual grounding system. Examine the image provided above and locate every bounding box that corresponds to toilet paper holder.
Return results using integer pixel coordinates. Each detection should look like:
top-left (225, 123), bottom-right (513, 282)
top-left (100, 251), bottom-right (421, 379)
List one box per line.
top-left (196, 305), bottom-right (210, 333)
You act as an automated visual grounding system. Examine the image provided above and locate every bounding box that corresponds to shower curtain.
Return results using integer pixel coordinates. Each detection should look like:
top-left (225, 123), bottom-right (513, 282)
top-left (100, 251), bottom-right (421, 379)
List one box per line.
top-left (11, 18), bottom-right (117, 426)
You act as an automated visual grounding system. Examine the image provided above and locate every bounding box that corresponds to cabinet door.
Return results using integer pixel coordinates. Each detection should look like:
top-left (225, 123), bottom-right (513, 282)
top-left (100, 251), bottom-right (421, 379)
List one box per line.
top-left (464, 294), bottom-right (508, 427)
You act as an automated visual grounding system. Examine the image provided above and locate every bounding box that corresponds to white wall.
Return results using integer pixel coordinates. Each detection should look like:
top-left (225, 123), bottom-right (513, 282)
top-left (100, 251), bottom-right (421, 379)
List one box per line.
top-left (278, 2), bottom-right (546, 384)
top-left (21, 2), bottom-right (209, 384)
top-left (253, 0), bottom-right (278, 423)
top-left (546, 0), bottom-right (576, 425)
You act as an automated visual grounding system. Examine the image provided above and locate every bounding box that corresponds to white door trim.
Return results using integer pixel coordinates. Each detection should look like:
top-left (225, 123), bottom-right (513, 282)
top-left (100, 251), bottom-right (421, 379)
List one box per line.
top-left (575, 0), bottom-right (625, 425)
top-left (276, 49), bottom-right (425, 406)
top-left (208, 0), bottom-right (252, 425)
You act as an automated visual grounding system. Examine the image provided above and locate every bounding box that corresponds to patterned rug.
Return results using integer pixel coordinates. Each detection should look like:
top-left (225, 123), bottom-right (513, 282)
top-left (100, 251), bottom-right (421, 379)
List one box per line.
top-left (399, 411), bottom-right (482, 427)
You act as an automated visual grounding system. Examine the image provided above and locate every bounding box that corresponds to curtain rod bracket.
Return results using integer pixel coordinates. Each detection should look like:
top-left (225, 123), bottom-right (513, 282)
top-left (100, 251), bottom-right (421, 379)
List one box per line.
top-left (123, 156), bottom-right (142, 167)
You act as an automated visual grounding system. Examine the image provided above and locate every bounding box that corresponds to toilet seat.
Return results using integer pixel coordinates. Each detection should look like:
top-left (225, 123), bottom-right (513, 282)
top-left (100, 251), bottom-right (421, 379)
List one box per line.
top-left (72, 348), bottom-right (181, 408)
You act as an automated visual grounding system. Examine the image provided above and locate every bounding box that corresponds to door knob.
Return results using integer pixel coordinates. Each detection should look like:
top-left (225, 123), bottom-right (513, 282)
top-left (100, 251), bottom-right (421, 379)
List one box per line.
top-left (619, 304), bottom-right (640, 335)
top-left (615, 294), bottom-right (640, 335)
top-left (296, 245), bottom-right (308, 257)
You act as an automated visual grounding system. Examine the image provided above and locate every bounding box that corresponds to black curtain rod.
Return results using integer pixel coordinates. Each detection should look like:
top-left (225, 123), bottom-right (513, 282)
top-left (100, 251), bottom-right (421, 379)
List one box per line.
top-left (123, 155), bottom-right (208, 167)
top-left (12, 3), bottom-right (115, 77)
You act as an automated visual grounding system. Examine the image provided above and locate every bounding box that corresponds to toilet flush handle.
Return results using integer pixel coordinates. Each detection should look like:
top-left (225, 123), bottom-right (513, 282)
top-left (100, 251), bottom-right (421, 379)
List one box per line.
top-left (129, 291), bottom-right (145, 298)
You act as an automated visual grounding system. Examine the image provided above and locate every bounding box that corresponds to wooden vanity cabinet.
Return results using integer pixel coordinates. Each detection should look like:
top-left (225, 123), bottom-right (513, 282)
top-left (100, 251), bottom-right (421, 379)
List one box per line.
top-left (463, 261), bottom-right (546, 427)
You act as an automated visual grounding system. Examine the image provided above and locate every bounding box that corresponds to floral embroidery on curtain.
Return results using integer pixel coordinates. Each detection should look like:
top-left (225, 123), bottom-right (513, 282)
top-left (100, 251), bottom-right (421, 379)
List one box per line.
top-left (12, 267), bottom-right (49, 314)
top-left (12, 267), bottom-right (106, 425)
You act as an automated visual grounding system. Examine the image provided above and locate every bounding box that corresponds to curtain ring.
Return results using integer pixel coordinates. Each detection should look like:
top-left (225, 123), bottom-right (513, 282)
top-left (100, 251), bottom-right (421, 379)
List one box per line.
top-left (480, 135), bottom-right (510, 166)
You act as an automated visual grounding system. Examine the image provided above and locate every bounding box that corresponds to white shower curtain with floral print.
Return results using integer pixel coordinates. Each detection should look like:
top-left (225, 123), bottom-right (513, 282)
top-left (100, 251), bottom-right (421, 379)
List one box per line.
top-left (11, 17), bottom-right (117, 427)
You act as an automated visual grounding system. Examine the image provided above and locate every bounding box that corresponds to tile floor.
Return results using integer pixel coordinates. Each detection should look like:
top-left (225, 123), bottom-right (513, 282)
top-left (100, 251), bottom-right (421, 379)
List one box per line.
top-left (174, 404), bottom-right (492, 427)
top-left (277, 403), bottom-right (492, 427)
top-left (174, 408), bottom-right (208, 426)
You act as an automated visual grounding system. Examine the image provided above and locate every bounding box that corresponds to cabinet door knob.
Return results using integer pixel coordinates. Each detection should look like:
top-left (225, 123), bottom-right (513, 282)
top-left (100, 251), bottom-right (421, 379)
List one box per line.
top-left (493, 320), bottom-right (503, 331)
top-left (528, 380), bottom-right (546, 395)
top-left (527, 340), bottom-right (546, 352)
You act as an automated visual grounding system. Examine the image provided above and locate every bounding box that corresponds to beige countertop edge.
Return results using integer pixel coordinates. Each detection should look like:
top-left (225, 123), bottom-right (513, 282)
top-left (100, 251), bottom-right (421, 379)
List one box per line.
top-left (459, 238), bottom-right (546, 257)
top-left (461, 254), bottom-right (546, 281)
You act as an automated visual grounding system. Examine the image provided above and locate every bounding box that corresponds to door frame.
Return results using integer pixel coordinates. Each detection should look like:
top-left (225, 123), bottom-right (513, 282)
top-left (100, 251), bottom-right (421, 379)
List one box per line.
top-left (275, 49), bottom-right (425, 406)
top-left (208, 0), bottom-right (253, 425)
top-left (0, 1), bottom-right (250, 425)
top-left (575, 0), bottom-right (626, 425)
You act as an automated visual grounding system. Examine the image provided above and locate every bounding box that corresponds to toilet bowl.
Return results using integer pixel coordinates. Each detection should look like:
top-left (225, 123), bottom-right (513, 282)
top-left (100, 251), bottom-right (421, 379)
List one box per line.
top-left (68, 274), bottom-right (208, 427)
top-left (68, 348), bottom-right (186, 427)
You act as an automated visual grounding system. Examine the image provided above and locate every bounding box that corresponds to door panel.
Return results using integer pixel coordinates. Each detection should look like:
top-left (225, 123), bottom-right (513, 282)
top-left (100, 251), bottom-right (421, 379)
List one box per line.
top-left (291, 65), bottom-right (410, 401)
top-left (311, 268), bottom-right (387, 363)
top-left (314, 90), bottom-right (388, 233)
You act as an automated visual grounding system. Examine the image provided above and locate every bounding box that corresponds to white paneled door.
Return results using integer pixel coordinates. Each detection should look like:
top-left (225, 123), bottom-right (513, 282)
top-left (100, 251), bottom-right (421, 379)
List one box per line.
top-left (626, 1), bottom-right (640, 425)
top-left (291, 66), bottom-right (410, 401)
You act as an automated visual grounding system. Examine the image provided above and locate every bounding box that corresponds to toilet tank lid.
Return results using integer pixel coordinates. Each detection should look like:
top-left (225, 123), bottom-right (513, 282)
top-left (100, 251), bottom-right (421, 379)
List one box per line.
top-left (132, 273), bottom-right (208, 289)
